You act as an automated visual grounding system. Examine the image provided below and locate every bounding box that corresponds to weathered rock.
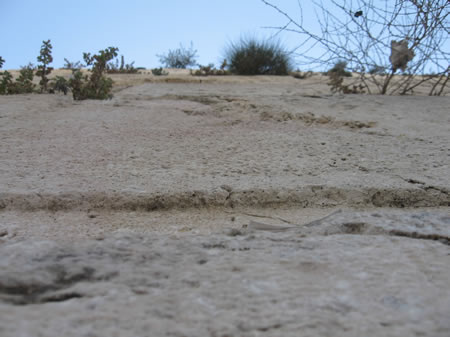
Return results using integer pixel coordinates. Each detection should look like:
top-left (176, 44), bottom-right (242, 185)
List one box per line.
top-left (0, 210), bottom-right (449, 337)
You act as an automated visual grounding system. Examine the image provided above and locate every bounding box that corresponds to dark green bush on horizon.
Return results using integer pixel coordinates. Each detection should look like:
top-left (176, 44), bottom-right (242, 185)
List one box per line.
top-left (0, 63), bottom-right (35, 94)
top-left (14, 64), bottom-right (35, 93)
top-left (225, 37), bottom-right (293, 75)
top-left (69, 47), bottom-right (118, 100)
top-left (0, 57), bottom-right (9, 94)
top-left (0, 58), bottom-right (36, 94)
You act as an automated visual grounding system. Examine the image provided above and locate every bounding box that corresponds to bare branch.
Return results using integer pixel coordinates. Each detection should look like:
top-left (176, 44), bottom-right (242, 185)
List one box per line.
top-left (261, 0), bottom-right (449, 95)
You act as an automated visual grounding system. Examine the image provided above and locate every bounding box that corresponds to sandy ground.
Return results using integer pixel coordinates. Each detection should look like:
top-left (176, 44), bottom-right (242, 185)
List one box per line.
top-left (1, 71), bottom-right (449, 238)
top-left (0, 71), bottom-right (449, 336)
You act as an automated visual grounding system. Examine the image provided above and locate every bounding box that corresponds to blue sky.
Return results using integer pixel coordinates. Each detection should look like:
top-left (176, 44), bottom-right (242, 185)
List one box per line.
top-left (2, 1), bottom-right (448, 72)
top-left (0, 0), bottom-right (309, 69)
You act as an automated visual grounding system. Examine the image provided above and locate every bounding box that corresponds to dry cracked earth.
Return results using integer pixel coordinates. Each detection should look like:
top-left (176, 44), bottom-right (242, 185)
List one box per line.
top-left (0, 73), bottom-right (449, 336)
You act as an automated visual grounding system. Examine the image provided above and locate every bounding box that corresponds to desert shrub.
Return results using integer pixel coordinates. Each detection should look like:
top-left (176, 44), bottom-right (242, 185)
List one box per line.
top-left (0, 57), bottom-right (15, 95)
top-left (327, 60), bottom-right (352, 77)
top-left (36, 39), bottom-right (53, 92)
top-left (0, 57), bottom-right (34, 95)
top-left (0, 66), bottom-right (13, 95)
top-left (225, 37), bottom-right (293, 75)
top-left (6, 64), bottom-right (36, 94)
top-left (327, 72), bottom-right (365, 94)
top-left (191, 64), bottom-right (230, 76)
top-left (63, 58), bottom-right (84, 70)
top-left (106, 55), bottom-right (138, 74)
top-left (0, 57), bottom-right (8, 94)
top-left (50, 76), bottom-right (69, 95)
top-left (69, 47), bottom-right (118, 100)
top-left (157, 42), bottom-right (198, 69)
top-left (151, 67), bottom-right (169, 76)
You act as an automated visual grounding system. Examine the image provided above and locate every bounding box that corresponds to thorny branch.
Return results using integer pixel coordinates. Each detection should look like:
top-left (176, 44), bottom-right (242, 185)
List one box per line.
top-left (261, 0), bottom-right (449, 95)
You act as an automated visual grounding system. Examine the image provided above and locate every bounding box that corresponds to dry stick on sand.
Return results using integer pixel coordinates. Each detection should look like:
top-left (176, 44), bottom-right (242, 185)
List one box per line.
top-left (247, 209), bottom-right (342, 232)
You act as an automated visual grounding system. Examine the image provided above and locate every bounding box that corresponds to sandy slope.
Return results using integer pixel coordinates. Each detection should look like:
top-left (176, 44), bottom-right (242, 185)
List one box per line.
top-left (0, 71), bottom-right (449, 336)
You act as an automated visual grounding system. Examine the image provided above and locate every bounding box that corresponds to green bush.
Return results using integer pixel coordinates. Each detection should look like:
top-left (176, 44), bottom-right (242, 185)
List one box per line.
top-left (36, 39), bottom-right (53, 92)
top-left (225, 37), bottom-right (293, 75)
top-left (151, 67), bottom-right (169, 76)
top-left (157, 42), bottom-right (198, 69)
top-left (17, 64), bottom-right (35, 93)
top-left (0, 57), bottom-right (8, 94)
top-left (50, 76), bottom-right (69, 95)
top-left (327, 60), bottom-right (352, 77)
top-left (0, 71), bottom-right (13, 95)
top-left (0, 57), bottom-right (12, 95)
top-left (69, 47), bottom-right (118, 100)
top-left (4, 64), bottom-right (36, 94)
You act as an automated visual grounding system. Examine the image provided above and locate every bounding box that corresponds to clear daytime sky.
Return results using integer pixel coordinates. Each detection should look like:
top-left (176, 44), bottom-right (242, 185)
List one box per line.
top-left (1, 0), bottom-right (311, 70)
top-left (2, 1), bottom-right (448, 72)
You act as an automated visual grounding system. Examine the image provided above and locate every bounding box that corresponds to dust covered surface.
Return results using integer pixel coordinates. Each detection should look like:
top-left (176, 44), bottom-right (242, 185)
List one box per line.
top-left (0, 73), bottom-right (449, 336)
top-left (1, 77), bottom-right (449, 210)
top-left (0, 210), bottom-right (450, 337)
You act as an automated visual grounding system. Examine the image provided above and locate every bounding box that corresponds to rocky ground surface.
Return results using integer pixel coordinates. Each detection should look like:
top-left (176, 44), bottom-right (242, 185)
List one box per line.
top-left (0, 73), bottom-right (449, 336)
top-left (0, 210), bottom-right (449, 337)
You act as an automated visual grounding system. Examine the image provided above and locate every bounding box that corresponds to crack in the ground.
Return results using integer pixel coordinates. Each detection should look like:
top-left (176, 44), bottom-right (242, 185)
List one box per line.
top-left (0, 265), bottom-right (117, 305)
top-left (400, 177), bottom-right (450, 196)
top-left (388, 229), bottom-right (450, 245)
top-left (0, 185), bottom-right (449, 212)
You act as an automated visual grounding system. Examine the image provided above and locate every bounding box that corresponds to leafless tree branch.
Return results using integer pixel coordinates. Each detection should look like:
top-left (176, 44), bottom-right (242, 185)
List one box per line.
top-left (261, 0), bottom-right (449, 95)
